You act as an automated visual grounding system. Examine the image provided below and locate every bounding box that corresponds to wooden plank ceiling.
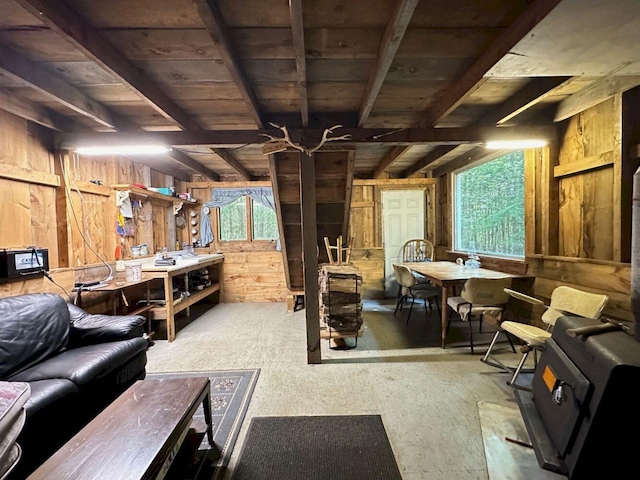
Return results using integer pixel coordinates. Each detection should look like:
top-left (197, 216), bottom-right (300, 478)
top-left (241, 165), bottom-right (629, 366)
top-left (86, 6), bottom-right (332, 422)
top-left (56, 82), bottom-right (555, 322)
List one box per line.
top-left (0, 0), bottom-right (639, 180)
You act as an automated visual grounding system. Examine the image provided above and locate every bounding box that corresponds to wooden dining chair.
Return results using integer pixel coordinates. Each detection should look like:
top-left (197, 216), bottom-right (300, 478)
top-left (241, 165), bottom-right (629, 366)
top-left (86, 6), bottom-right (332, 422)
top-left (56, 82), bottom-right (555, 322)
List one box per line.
top-left (446, 277), bottom-right (513, 354)
top-left (402, 239), bottom-right (434, 284)
top-left (393, 264), bottom-right (440, 325)
top-left (402, 239), bottom-right (434, 263)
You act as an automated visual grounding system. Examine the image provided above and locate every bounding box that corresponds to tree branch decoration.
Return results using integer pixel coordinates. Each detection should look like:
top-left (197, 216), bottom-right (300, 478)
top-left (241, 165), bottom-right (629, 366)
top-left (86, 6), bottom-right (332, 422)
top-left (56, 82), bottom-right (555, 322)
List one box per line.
top-left (261, 123), bottom-right (351, 156)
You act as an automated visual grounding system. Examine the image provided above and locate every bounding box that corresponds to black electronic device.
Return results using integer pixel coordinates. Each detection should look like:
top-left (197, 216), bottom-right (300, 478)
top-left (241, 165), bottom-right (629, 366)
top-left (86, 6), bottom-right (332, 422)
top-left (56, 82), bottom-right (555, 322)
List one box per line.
top-left (0, 248), bottom-right (49, 281)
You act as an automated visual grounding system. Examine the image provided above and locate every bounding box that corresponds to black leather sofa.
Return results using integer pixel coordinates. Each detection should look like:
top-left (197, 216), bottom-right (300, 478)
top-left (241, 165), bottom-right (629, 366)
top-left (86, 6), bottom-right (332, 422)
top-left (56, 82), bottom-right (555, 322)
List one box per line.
top-left (0, 293), bottom-right (149, 479)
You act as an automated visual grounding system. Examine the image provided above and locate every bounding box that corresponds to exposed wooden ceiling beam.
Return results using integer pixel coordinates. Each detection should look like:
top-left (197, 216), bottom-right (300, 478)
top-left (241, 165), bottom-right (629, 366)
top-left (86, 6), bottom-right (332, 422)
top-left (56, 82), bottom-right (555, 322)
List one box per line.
top-left (211, 149), bottom-right (253, 181)
top-left (373, 146), bottom-right (412, 178)
top-left (0, 45), bottom-right (119, 130)
top-left (289, 0), bottom-right (309, 127)
top-left (555, 75), bottom-right (640, 122)
top-left (132, 158), bottom-right (190, 183)
top-left (0, 87), bottom-right (78, 132)
top-left (496, 76), bottom-right (574, 125)
top-left (59, 125), bottom-right (557, 149)
top-left (402, 145), bottom-right (458, 177)
top-left (402, 76), bottom-right (572, 177)
top-left (15, 0), bottom-right (202, 132)
top-left (432, 147), bottom-right (511, 178)
top-left (357, 0), bottom-right (419, 127)
top-left (168, 149), bottom-right (220, 181)
top-left (194, 0), bottom-right (265, 129)
top-left (420, 0), bottom-right (563, 127)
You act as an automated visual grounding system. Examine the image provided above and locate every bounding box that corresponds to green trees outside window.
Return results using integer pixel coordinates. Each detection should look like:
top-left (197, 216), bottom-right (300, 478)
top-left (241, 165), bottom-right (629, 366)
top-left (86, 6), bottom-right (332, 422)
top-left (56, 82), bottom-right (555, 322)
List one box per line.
top-left (455, 150), bottom-right (525, 257)
top-left (252, 202), bottom-right (278, 240)
top-left (219, 196), bottom-right (278, 241)
top-left (219, 197), bottom-right (247, 241)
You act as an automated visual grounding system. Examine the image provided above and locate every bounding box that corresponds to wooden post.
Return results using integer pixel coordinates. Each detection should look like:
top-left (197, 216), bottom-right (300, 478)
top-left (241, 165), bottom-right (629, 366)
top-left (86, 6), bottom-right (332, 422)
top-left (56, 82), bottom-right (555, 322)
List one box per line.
top-left (632, 165), bottom-right (640, 342)
top-left (300, 152), bottom-right (321, 363)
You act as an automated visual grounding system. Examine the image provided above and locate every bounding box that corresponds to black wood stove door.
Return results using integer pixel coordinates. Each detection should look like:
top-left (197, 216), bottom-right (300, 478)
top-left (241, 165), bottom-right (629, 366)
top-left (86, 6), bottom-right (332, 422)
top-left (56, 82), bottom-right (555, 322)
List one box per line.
top-left (532, 339), bottom-right (592, 456)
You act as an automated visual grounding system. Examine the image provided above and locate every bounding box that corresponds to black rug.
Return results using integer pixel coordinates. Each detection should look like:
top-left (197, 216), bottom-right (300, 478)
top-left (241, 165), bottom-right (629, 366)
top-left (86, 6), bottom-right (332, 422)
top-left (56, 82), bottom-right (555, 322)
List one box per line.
top-left (230, 415), bottom-right (403, 480)
top-left (146, 369), bottom-right (260, 479)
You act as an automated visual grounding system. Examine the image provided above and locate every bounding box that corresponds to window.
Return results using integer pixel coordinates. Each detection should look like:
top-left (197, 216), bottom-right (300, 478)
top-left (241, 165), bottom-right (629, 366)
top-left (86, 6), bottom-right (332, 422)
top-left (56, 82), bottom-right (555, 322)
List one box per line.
top-left (218, 196), bottom-right (278, 242)
top-left (454, 151), bottom-right (525, 257)
top-left (252, 201), bottom-right (279, 240)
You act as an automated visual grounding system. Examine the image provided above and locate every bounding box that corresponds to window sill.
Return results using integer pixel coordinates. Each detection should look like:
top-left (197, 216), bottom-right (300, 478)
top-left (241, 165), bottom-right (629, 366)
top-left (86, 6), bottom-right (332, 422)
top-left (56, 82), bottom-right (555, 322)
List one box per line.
top-left (445, 250), bottom-right (528, 275)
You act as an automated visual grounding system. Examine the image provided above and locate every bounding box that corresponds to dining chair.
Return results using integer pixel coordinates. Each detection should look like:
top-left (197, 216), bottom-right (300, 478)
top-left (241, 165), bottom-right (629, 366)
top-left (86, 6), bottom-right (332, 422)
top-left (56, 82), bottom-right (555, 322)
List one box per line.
top-left (481, 285), bottom-right (609, 391)
top-left (402, 239), bottom-right (434, 284)
top-left (446, 277), bottom-right (513, 354)
top-left (393, 264), bottom-right (441, 325)
top-left (402, 239), bottom-right (434, 263)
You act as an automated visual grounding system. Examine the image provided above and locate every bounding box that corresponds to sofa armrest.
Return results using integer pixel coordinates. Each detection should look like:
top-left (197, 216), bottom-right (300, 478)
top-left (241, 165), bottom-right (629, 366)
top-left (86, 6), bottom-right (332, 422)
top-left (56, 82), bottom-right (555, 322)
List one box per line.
top-left (67, 304), bottom-right (145, 345)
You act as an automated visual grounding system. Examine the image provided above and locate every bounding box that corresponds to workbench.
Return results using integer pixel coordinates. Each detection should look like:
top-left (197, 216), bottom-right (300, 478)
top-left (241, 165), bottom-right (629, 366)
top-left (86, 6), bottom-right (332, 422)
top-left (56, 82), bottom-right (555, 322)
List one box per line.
top-left (126, 253), bottom-right (224, 342)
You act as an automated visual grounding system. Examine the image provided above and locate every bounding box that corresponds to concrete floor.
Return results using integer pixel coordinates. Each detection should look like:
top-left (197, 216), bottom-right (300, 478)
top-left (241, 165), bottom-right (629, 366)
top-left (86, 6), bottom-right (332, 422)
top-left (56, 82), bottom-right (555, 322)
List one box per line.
top-left (146, 299), bottom-right (551, 480)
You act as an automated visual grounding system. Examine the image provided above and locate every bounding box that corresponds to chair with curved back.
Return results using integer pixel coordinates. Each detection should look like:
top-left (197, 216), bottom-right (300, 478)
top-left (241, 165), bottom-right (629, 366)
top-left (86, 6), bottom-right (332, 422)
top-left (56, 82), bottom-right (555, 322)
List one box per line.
top-left (402, 239), bottom-right (434, 263)
top-left (393, 264), bottom-right (441, 325)
top-left (445, 277), bottom-right (513, 354)
top-left (481, 285), bottom-right (609, 391)
top-left (402, 239), bottom-right (434, 284)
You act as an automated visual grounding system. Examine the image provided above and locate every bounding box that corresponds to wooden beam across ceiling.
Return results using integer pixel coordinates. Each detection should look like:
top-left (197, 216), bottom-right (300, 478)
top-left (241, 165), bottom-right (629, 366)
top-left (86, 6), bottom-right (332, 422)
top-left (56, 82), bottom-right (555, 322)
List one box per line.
top-left (432, 147), bottom-right (511, 178)
top-left (373, 146), bottom-right (412, 178)
top-left (15, 0), bottom-right (202, 132)
top-left (194, 0), bottom-right (265, 129)
top-left (0, 87), bottom-right (76, 132)
top-left (357, 0), bottom-right (419, 127)
top-left (168, 149), bottom-right (220, 181)
top-left (59, 125), bottom-right (557, 149)
top-left (554, 75), bottom-right (640, 122)
top-left (289, 0), bottom-right (309, 127)
top-left (496, 76), bottom-right (574, 125)
top-left (211, 149), bottom-right (253, 181)
top-left (0, 45), bottom-right (118, 130)
top-left (420, 0), bottom-right (564, 128)
top-left (401, 76), bottom-right (572, 177)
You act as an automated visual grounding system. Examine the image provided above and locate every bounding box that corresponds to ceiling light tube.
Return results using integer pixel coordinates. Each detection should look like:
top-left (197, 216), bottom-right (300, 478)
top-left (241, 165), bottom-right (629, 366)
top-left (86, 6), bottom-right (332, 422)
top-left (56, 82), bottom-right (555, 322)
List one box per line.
top-left (76, 145), bottom-right (171, 155)
top-left (485, 140), bottom-right (547, 150)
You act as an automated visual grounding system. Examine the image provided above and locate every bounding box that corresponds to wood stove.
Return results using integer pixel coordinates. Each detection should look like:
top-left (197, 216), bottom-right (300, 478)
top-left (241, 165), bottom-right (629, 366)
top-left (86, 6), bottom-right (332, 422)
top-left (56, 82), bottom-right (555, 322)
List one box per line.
top-left (516, 315), bottom-right (640, 479)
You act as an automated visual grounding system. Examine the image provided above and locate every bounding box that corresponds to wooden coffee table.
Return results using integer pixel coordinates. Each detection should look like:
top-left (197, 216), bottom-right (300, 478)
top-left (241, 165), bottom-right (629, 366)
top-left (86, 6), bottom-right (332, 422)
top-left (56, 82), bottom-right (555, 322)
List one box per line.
top-left (28, 377), bottom-right (213, 480)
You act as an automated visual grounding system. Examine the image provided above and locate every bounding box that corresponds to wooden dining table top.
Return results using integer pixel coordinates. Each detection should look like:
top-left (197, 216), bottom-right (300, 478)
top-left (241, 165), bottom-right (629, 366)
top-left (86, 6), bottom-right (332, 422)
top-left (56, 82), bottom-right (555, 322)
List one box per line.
top-left (402, 261), bottom-right (524, 285)
top-left (401, 261), bottom-right (529, 349)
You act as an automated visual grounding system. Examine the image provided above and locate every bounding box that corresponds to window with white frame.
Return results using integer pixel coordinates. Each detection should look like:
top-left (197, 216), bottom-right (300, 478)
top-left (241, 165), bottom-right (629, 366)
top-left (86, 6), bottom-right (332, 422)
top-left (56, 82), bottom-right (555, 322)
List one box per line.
top-left (454, 150), bottom-right (525, 257)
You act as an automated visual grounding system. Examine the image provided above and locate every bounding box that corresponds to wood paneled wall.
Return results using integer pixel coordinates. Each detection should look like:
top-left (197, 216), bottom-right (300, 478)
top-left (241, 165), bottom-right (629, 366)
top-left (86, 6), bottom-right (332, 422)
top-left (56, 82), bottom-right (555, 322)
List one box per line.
top-left (436, 95), bottom-right (634, 324)
top-left (220, 251), bottom-right (287, 303)
top-left (0, 109), bottom-right (180, 299)
top-left (348, 179), bottom-right (436, 297)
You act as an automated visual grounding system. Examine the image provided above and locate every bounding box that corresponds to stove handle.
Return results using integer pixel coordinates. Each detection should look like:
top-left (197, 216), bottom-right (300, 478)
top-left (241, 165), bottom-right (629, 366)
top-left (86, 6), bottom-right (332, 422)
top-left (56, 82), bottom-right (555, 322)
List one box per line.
top-left (552, 382), bottom-right (568, 406)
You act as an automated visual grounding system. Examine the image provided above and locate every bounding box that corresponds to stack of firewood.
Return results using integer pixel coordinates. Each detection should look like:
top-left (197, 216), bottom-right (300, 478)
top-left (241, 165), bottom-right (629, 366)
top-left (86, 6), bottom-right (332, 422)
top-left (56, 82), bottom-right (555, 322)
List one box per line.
top-left (318, 264), bottom-right (363, 339)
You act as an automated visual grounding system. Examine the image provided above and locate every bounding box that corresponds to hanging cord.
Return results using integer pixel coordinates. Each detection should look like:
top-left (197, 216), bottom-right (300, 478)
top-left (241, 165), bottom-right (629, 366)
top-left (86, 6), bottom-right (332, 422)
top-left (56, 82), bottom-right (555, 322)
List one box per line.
top-left (58, 152), bottom-right (113, 283)
top-left (19, 247), bottom-right (72, 302)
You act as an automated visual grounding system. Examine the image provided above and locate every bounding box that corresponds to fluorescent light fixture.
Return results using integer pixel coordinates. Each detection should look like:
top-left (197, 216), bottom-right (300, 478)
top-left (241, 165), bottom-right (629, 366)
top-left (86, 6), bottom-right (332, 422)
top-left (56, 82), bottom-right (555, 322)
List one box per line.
top-left (485, 140), bottom-right (547, 149)
top-left (76, 145), bottom-right (171, 155)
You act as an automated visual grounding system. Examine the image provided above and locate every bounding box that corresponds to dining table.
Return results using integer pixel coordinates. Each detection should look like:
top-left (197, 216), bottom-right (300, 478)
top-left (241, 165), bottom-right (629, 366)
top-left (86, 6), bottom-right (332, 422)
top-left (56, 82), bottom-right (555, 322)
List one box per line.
top-left (401, 261), bottom-right (525, 348)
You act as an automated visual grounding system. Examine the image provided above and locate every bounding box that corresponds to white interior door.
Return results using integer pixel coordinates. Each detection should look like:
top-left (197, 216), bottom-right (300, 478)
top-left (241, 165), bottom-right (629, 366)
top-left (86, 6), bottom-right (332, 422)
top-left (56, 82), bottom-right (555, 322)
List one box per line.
top-left (382, 190), bottom-right (425, 297)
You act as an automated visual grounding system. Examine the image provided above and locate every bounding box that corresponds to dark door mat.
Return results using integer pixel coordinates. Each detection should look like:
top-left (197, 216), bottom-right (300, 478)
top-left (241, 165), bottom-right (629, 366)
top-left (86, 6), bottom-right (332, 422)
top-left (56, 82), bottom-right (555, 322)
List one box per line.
top-left (231, 415), bottom-right (403, 480)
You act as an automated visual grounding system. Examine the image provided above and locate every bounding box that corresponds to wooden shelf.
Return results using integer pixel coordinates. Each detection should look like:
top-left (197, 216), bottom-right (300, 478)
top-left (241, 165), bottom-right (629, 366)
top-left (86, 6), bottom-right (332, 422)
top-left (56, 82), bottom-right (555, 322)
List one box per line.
top-left (113, 184), bottom-right (199, 205)
top-left (149, 282), bottom-right (220, 320)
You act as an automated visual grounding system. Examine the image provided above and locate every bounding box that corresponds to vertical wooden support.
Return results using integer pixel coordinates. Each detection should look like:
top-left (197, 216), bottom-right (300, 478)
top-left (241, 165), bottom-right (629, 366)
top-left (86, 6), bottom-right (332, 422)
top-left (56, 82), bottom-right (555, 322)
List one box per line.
top-left (342, 150), bottom-right (356, 241)
top-left (524, 149), bottom-right (537, 256)
top-left (621, 90), bottom-right (640, 262)
top-left (612, 94), bottom-right (623, 262)
top-left (53, 149), bottom-right (72, 267)
top-left (540, 144), bottom-right (559, 255)
top-left (300, 152), bottom-right (321, 364)
top-left (269, 153), bottom-right (292, 290)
